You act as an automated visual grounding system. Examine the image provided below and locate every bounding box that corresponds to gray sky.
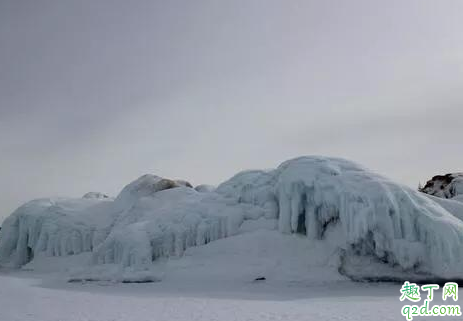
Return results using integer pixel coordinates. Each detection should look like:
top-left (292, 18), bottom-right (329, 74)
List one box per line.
top-left (1, 0), bottom-right (463, 222)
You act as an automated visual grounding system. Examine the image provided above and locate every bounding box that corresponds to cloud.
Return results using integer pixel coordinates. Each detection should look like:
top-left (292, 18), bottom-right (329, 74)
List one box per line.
top-left (1, 0), bottom-right (463, 221)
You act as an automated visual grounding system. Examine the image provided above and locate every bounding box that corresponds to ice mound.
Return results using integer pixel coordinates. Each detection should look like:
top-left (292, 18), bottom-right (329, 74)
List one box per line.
top-left (0, 173), bottom-right (261, 270)
top-left (91, 187), bottom-right (259, 267)
top-left (0, 197), bottom-right (115, 267)
top-left (217, 157), bottom-right (463, 279)
top-left (114, 174), bottom-right (186, 206)
top-left (1, 156), bottom-right (463, 281)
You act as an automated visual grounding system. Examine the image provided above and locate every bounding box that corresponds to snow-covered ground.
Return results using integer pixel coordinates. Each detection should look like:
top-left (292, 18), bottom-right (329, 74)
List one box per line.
top-left (0, 268), bottom-right (460, 321)
top-left (0, 273), bottom-right (396, 321)
top-left (0, 228), bottom-right (461, 320)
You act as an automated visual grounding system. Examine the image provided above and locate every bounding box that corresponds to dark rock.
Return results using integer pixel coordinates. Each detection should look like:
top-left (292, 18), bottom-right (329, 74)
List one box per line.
top-left (420, 172), bottom-right (463, 199)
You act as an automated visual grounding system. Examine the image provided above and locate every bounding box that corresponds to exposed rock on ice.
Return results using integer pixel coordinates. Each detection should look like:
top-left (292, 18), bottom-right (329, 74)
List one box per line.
top-left (114, 174), bottom-right (186, 207)
top-left (1, 156), bottom-right (463, 282)
top-left (82, 192), bottom-right (110, 199)
top-left (175, 180), bottom-right (193, 188)
top-left (420, 173), bottom-right (463, 199)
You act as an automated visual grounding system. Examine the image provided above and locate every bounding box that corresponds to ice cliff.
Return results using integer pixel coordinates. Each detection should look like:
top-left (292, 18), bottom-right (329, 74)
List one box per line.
top-left (1, 156), bottom-right (463, 281)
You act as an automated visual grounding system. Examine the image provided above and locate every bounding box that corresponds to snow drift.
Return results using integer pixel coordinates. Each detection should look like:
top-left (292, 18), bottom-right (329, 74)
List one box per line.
top-left (1, 156), bottom-right (463, 281)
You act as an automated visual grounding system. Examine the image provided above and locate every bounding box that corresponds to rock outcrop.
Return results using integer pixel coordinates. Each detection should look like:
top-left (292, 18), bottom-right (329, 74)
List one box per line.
top-left (420, 173), bottom-right (463, 199)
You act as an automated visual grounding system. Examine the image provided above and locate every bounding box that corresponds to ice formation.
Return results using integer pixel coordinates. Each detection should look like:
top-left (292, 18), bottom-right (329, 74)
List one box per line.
top-left (0, 197), bottom-right (116, 267)
top-left (1, 156), bottom-right (463, 281)
top-left (0, 174), bottom-right (258, 270)
top-left (91, 186), bottom-right (257, 267)
top-left (218, 157), bottom-right (463, 279)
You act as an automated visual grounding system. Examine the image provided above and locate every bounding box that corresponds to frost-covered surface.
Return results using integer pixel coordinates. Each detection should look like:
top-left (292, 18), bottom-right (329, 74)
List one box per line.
top-left (421, 173), bottom-right (463, 199)
top-left (2, 156), bottom-right (463, 282)
top-left (4, 272), bottom-right (455, 321)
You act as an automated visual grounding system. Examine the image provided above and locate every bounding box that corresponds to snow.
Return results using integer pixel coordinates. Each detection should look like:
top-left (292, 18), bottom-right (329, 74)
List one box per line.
top-left (0, 241), bottom-right (460, 321)
top-left (0, 274), bottom-right (434, 321)
top-left (1, 156), bottom-right (463, 282)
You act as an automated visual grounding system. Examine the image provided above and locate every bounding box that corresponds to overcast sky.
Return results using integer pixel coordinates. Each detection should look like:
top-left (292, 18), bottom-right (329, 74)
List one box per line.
top-left (1, 0), bottom-right (463, 222)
